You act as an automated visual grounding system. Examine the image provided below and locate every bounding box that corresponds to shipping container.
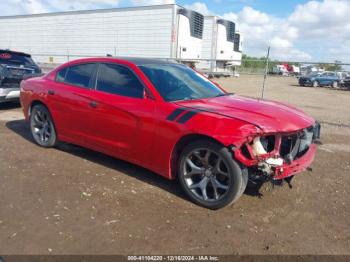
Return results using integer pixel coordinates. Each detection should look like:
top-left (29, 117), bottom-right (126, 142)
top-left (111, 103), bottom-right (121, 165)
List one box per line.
top-left (0, 4), bottom-right (204, 64)
top-left (198, 16), bottom-right (243, 77)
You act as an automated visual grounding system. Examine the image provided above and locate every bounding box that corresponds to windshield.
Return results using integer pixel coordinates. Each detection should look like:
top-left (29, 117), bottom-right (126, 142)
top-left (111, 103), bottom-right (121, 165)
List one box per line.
top-left (0, 52), bottom-right (35, 66)
top-left (139, 63), bottom-right (225, 101)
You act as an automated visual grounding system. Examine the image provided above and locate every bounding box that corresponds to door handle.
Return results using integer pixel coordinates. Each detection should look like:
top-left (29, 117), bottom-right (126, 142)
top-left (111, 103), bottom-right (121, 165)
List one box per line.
top-left (48, 90), bottom-right (55, 95)
top-left (89, 101), bottom-right (98, 108)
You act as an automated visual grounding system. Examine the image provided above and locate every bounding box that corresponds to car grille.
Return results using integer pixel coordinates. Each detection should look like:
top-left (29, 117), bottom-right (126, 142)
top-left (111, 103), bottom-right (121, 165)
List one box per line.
top-left (280, 123), bottom-right (320, 163)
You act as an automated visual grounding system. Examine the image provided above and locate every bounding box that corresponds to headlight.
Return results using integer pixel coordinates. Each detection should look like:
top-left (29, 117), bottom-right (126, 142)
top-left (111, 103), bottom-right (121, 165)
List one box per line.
top-left (251, 135), bottom-right (275, 156)
top-left (252, 137), bottom-right (267, 155)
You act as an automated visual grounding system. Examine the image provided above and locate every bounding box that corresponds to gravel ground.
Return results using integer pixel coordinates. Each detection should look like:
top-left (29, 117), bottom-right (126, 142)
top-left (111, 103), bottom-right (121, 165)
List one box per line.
top-left (0, 75), bottom-right (349, 255)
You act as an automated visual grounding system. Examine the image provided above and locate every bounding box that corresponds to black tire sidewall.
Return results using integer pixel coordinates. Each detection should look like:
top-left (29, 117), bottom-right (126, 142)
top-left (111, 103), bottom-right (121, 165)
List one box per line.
top-left (30, 104), bottom-right (57, 147)
top-left (178, 140), bottom-right (244, 209)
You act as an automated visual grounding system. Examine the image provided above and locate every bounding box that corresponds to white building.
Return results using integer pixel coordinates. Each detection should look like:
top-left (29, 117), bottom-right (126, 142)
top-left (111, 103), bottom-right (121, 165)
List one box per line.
top-left (198, 16), bottom-right (243, 77)
top-left (0, 4), bottom-right (204, 64)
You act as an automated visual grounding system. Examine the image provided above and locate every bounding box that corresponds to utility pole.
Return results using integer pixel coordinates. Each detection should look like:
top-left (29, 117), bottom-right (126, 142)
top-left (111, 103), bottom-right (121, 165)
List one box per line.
top-left (261, 46), bottom-right (271, 99)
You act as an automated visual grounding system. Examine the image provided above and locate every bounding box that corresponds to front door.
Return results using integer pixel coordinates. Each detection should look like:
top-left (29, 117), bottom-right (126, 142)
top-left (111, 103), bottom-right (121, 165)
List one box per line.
top-left (88, 63), bottom-right (156, 163)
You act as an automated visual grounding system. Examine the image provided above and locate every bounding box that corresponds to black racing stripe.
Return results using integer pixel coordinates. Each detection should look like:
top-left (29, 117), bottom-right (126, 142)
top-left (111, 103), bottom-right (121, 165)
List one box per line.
top-left (177, 110), bottom-right (200, 124)
top-left (175, 105), bottom-right (262, 129)
top-left (166, 108), bottom-right (186, 121)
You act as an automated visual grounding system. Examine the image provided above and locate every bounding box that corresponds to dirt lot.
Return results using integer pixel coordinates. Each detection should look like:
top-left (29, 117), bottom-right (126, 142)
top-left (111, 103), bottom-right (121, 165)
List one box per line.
top-left (0, 75), bottom-right (349, 255)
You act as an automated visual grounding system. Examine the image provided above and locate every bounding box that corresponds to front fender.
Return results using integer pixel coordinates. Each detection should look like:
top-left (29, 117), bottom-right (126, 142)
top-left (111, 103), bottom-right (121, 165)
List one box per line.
top-left (184, 111), bottom-right (261, 148)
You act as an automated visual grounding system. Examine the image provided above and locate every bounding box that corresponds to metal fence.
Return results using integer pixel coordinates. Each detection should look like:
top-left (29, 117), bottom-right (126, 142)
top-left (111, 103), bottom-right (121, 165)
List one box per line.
top-left (31, 52), bottom-right (350, 77)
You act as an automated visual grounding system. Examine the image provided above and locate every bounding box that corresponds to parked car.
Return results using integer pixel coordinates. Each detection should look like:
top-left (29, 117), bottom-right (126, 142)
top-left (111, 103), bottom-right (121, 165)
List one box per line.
top-left (0, 49), bottom-right (41, 103)
top-left (337, 71), bottom-right (349, 87)
top-left (343, 76), bottom-right (350, 89)
top-left (20, 57), bottom-right (320, 209)
top-left (272, 65), bottom-right (289, 76)
top-left (298, 71), bottom-right (341, 88)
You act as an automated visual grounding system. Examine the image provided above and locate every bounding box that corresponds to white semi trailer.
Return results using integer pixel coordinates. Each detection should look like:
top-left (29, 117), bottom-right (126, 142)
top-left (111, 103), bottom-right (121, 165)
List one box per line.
top-left (198, 16), bottom-right (242, 77)
top-left (0, 4), bottom-right (204, 64)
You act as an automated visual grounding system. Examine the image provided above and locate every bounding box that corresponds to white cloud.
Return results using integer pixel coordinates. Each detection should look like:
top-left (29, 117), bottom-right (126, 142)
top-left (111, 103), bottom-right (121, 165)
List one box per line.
top-left (220, 6), bottom-right (310, 60)
top-left (237, 6), bottom-right (270, 25)
top-left (0, 0), bottom-right (121, 15)
top-left (289, 0), bottom-right (350, 39)
top-left (208, 0), bottom-right (350, 61)
top-left (48, 0), bottom-right (120, 11)
top-left (130, 0), bottom-right (174, 6)
top-left (1, 0), bottom-right (48, 15)
top-left (287, 0), bottom-right (350, 61)
top-left (184, 2), bottom-right (213, 16)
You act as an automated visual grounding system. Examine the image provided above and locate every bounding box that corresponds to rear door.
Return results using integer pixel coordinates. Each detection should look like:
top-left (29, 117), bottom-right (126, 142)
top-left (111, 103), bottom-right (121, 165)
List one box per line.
top-left (88, 62), bottom-right (156, 162)
top-left (319, 72), bottom-right (336, 85)
top-left (48, 63), bottom-right (98, 144)
top-left (327, 72), bottom-right (338, 84)
top-left (316, 72), bottom-right (327, 85)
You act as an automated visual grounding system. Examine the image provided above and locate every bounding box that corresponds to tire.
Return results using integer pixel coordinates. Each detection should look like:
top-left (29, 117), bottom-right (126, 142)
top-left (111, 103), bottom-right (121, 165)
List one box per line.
top-left (332, 81), bottom-right (338, 88)
top-left (177, 140), bottom-right (246, 209)
top-left (312, 81), bottom-right (318, 88)
top-left (30, 104), bottom-right (58, 147)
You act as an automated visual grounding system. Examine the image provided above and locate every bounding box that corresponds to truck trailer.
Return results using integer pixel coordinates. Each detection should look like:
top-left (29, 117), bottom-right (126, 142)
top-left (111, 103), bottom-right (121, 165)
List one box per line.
top-left (197, 16), bottom-right (242, 77)
top-left (0, 4), bottom-right (204, 64)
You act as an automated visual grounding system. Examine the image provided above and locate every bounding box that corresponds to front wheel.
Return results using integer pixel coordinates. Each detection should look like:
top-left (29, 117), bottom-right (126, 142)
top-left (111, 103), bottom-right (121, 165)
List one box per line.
top-left (178, 140), bottom-right (247, 209)
top-left (30, 104), bottom-right (58, 147)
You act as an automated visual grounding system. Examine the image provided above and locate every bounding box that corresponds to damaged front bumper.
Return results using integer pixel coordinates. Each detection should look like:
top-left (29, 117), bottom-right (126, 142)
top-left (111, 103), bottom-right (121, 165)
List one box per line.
top-left (272, 143), bottom-right (316, 180)
top-left (234, 122), bottom-right (321, 181)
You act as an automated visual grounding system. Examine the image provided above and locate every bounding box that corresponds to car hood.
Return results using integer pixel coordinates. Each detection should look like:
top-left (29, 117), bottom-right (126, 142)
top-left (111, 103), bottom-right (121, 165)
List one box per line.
top-left (175, 95), bottom-right (315, 133)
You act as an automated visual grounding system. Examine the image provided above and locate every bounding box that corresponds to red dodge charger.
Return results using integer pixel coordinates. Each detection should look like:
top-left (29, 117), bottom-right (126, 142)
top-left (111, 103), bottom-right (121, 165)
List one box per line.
top-left (20, 57), bottom-right (320, 209)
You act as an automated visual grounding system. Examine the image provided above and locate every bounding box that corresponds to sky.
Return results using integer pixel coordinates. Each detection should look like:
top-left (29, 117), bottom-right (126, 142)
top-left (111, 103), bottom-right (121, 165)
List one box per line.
top-left (1, 0), bottom-right (350, 63)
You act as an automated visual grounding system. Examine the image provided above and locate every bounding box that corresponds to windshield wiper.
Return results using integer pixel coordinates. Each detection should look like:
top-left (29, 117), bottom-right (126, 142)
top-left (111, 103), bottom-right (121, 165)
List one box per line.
top-left (171, 97), bottom-right (197, 102)
top-left (215, 92), bottom-right (234, 97)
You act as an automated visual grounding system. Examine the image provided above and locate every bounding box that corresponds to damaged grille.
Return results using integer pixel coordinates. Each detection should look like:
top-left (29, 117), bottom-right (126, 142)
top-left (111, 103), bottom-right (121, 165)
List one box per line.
top-left (280, 123), bottom-right (320, 163)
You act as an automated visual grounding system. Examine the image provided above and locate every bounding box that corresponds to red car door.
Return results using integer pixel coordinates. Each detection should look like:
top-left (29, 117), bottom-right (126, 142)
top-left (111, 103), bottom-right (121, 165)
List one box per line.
top-left (87, 62), bottom-right (157, 164)
top-left (48, 63), bottom-right (98, 144)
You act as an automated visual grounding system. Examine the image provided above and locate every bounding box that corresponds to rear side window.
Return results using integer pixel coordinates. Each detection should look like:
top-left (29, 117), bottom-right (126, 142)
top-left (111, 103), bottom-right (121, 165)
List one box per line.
top-left (0, 51), bottom-right (35, 66)
top-left (96, 63), bottom-right (144, 98)
top-left (63, 63), bottom-right (96, 88)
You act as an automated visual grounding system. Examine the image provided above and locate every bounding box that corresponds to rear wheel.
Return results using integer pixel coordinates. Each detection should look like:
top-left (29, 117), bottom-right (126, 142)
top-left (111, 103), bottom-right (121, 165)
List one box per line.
top-left (178, 140), bottom-right (247, 209)
top-left (30, 104), bottom-right (57, 147)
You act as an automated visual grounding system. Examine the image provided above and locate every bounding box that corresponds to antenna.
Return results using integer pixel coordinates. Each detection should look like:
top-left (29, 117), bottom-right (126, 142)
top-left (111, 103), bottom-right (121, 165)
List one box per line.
top-left (261, 46), bottom-right (270, 99)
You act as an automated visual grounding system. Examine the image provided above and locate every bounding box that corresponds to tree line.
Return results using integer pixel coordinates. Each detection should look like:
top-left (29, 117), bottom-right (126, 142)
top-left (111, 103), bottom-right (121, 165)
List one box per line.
top-left (241, 54), bottom-right (343, 72)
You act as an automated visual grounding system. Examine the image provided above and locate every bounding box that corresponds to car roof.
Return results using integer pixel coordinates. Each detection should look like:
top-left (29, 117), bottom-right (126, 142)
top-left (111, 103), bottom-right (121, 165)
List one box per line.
top-left (66, 57), bottom-right (180, 67)
top-left (113, 57), bottom-right (179, 66)
top-left (0, 49), bottom-right (31, 57)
